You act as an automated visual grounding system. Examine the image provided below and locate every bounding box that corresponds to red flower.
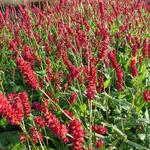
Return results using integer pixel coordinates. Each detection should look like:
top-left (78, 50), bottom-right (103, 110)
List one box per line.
top-left (92, 125), bottom-right (107, 135)
top-left (33, 101), bottom-right (42, 112)
top-left (7, 93), bottom-right (24, 124)
top-left (30, 126), bottom-right (43, 144)
top-left (20, 134), bottom-right (27, 143)
top-left (96, 139), bottom-right (104, 149)
top-left (143, 90), bottom-right (150, 102)
top-left (8, 40), bottom-right (16, 51)
top-left (46, 58), bottom-right (56, 81)
top-left (70, 119), bottom-right (85, 150)
top-left (86, 64), bottom-right (97, 100)
top-left (142, 38), bottom-right (149, 58)
top-left (108, 50), bottom-right (124, 91)
top-left (45, 42), bottom-right (51, 55)
top-left (63, 109), bottom-right (74, 118)
top-left (22, 46), bottom-right (33, 63)
top-left (97, 74), bottom-right (104, 94)
top-left (62, 51), bottom-right (83, 80)
top-left (69, 93), bottom-right (78, 105)
top-left (75, 30), bottom-right (87, 51)
top-left (108, 50), bottom-right (118, 70)
top-left (34, 116), bottom-right (46, 127)
top-left (0, 93), bottom-right (20, 125)
top-left (116, 68), bottom-right (124, 91)
top-left (19, 92), bottom-right (31, 117)
top-left (16, 57), bottom-right (40, 90)
top-left (130, 58), bottom-right (138, 77)
top-left (41, 101), bottom-right (69, 142)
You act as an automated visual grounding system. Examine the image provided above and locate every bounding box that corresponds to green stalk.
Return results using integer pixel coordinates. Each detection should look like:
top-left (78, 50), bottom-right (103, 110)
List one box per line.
top-left (89, 100), bottom-right (93, 149)
top-left (39, 88), bottom-right (73, 120)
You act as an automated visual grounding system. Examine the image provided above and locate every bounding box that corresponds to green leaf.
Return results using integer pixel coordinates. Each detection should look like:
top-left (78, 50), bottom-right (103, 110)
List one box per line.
top-left (104, 79), bottom-right (111, 89)
top-left (0, 118), bottom-right (8, 127)
top-left (145, 108), bottom-right (150, 121)
top-left (0, 131), bottom-right (20, 149)
top-left (79, 103), bottom-right (87, 114)
top-left (70, 86), bottom-right (79, 92)
top-left (137, 133), bottom-right (146, 141)
top-left (125, 140), bottom-right (149, 150)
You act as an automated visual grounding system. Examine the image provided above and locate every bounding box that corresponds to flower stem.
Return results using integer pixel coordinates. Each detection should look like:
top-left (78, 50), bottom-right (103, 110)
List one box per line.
top-left (89, 100), bottom-right (93, 149)
top-left (39, 88), bottom-right (73, 120)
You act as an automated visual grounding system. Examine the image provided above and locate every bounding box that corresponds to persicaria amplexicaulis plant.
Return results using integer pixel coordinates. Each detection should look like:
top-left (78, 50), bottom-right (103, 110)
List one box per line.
top-left (0, 0), bottom-right (149, 149)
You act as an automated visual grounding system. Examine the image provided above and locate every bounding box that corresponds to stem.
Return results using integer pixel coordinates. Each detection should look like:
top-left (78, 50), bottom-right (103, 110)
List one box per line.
top-left (32, 121), bottom-right (46, 150)
top-left (89, 100), bottom-right (93, 149)
top-left (39, 88), bottom-right (73, 120)
top-left (20, 122), bottom-right (32, 150)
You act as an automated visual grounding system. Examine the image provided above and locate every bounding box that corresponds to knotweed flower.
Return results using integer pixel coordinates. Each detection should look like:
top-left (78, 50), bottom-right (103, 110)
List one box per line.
top-left (33, 101), bottom-right (42, 112)
top-left (20, 134), bottom-right (27, 143)
top-left (96, 139), bottom-right (104, 149)
top-left (44, 110), bottom-right (69, 142)
top-left (92, 125), bottom-right (107, 135)
top-left (142, 38), bottom-right (149, 58)
top-left (7, 93), bottom-right (24, 124)
top-left (143, 90), bottom-right (150, 102)
top-left (45, 42), bottom-right (51, 55)
top-left (130, 58), bottom-right (138, 77)
top-left (69, 92), bottom-right (78, 105)
top-left (70, 119), bottom-right (85, 150)
top-left (63, 109), bottom-right (74, 119)
top-left (30, 126), bottom-right (43, 144)
top-left (86, 64), bottom-right (97, 100)
top-left (19, 92), bottom-right (31, 117)
top-left (16, 57), bottom-right (40, 90)
top-left (62, 51), bottom-right (83, 80)
top-left (46, 58), bottom-right (56, 81)
top-left (8, 40), bottom-right (16, 51)
top-left (97, 74), bottom-right (104, 94)
top-left (41, 101), bottom-right (69, 142)
top-left (0, 93), bottom-right (19, 125)
top-left (108, 50), bottom-right (124, 91)
top-left (34, 116), bottom-right (46, 127)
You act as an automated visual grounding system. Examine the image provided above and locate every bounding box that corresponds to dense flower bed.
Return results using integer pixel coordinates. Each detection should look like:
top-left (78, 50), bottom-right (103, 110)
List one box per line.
top-left (0, 0), bottom-right (149, 149)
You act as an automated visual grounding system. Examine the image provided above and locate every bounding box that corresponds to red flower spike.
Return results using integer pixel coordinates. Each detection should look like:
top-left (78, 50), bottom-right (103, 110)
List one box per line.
top-left (92, 125), bottom-right (107, 135)
top-left (7, 93), bottom-right (24, 124)
top-left (0, 93), bottom-right (20, 125)
top-left (70, 119), bottom-right (85, 150)
top-left (63, 109), bottom-right (74, 118)
top-left (34, 116), bottom-right (46, 127)
top-left (108, 50), bottom-right (124, 91)
top-left (33, 101), bottom-right (42, 112)
top-left (86, 64), bottom-right (97, 100)
top-left (41, 101), bottom-right (69, 142)
top-left (130, 58), bottom-right (138, 77)
top-left (30, 126), bottom-right (43, 144)
top-left (16, 57), bottom-right (40, 90)
top-left (143, 90), bottom-right (150, 102)
top-left (20, 134), bottom-right (27, 143)
top-left (19, 92), bottom-right (31, 117)
top-left (45, 42), bottom-right (51, 55)
top-left (8, 40), bottom-right (16, 51)
top-left (96, 139), bottom-right (104, 149)
top-left (69, 93), bottom-right (78, 105)
top-left (62, 51), bottom-right (83, 80)
top-left (97, 74), bottom-right (104, 94)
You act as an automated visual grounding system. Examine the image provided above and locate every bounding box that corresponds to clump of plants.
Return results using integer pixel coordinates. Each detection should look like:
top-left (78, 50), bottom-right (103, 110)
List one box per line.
top-left (0, 0), bottom-right (150, 149)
